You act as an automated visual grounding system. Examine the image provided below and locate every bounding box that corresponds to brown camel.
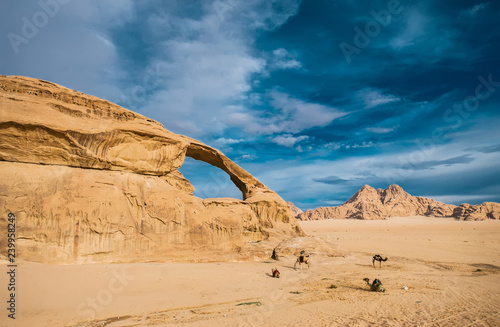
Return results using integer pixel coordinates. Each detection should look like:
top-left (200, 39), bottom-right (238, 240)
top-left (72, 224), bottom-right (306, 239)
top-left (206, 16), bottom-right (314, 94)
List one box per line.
top-left (294, 254), bottom-right (310, 270)
top-left (271, 268), bottom-right (280, 278)
top-left (372, 254), bottom-right (388, 268)
top-left (363, 278), bottom-right (385, 292)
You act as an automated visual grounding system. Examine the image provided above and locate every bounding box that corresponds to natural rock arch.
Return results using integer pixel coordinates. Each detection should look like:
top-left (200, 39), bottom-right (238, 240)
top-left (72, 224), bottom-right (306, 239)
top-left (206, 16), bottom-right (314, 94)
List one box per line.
top-left (185, 142), bottom-right (266, 201)
top-left (179, 155), bottom-right (243, 200)
top-left (0, 75), bottom-right (304, 263)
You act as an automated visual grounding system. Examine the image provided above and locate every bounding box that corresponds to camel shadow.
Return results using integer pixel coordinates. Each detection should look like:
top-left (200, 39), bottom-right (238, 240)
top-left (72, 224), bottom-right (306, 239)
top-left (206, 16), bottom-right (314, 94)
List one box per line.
top-left (343, 285), bottom-right (371, 292)
top-left (355, 263), bottom-right (374, 268)
top-left (267, 272), bottom-right (282, 278)
top-left (355, 264), bottom-right (387, 269)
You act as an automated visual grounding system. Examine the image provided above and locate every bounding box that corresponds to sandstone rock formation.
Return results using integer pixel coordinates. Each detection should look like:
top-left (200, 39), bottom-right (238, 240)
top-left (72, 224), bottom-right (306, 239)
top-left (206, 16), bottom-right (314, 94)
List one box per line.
top-left (0, 75), bottom-right (304, 263)
top-left (286, 201), bottom-right (303, 217)
top-left (452, 202), bottom-right (500, 221)
top-left (298, 184), bottom-right (456, 220)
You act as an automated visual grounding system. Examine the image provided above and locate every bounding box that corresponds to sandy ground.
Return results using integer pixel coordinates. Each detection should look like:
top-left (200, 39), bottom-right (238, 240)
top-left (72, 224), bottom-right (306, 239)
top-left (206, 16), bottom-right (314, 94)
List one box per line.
top-left (1, 216), bottom-right (500, 327)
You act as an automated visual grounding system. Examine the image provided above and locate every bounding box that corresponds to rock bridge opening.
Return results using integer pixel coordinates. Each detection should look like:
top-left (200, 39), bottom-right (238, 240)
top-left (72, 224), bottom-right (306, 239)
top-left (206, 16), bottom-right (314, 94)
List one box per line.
top-left (179, 156), bottom-right (244, 200)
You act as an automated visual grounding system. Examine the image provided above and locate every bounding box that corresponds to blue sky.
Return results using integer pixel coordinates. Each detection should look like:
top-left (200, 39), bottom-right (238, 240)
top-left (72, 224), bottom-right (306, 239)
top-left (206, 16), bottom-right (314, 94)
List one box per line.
top-left (1, 0), bottom-right (499, 210)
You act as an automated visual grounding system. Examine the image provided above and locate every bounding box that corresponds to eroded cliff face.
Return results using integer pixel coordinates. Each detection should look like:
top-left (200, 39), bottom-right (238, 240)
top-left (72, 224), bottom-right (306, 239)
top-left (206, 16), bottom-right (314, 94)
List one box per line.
top-left (0, 75), bottom-right (303, 263)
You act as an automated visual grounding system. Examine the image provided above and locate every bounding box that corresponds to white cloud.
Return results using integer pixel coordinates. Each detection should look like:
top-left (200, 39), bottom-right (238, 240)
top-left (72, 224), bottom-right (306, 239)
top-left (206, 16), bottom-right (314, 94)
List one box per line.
top-left (271, 48), bottom-right (302, 70)
top-left (1, 0), bottom-right (304, 140)
top-left (273, 48), bottom-right (288, 57)
top-left (274, 59), bottom-right (302, 70)
top-left (209, 137), bottom-right (249, 152)
top-left (137, 0), bottom-right (301, 138)
top-left (323, 142), bottom-right (341, 151)
top-left (214, 138), bottom-right (246, 145)
top-left (347, 141), bottom-right (374, 149)
top-left (366, 126), bottom-right (397, 134)
top-left (228, 91), bottom-right (347, 135)
top-left (271, 134), bottom-right (309, 147)
top-left (296, 145), bottom-right (312, 152)
top-left (358, 88), bottom-right (400, 109)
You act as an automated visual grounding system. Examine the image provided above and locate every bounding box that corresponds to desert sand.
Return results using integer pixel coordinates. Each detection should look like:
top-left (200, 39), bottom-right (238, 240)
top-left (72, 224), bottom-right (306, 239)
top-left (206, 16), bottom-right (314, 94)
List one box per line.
top-left (2, 216), bottom-right (499, 327)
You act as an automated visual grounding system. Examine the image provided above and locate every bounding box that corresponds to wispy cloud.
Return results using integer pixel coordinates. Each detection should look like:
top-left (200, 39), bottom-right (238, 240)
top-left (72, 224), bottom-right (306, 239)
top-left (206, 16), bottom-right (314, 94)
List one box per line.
top-left (271, 134), bottom-right (308, 147)
top-left (471, 144), bottom-right (500, 154)
top-left (312, 175), bottom-right (348, 185)
top-left (389, 8), bottom-right (428, 50)
top-left (357, 88), bottom-right (400, 109)
top-left (228, 91), bottom-right (347, 135)
top-left (460, 2), bottom-right (489, 17)
top-left (365, 126), bottom-right (397, 134)
top-left (387, 5), bottom-right (467, 63)
top-left (396, 154), bottom-right (475, 171)
top-left (213, 137), bottom-right (247, 145)
top-left (235, 154), bottom-right (258, 161)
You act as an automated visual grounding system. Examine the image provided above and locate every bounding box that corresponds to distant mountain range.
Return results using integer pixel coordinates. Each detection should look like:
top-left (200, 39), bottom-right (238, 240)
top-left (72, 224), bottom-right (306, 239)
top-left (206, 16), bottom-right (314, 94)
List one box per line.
top-left (292, 184), bottom-right (500, 221)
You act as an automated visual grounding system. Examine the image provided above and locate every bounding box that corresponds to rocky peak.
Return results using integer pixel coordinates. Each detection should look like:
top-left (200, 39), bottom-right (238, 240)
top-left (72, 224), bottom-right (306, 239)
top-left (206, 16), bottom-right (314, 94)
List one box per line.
top-left (345, 184), bottom-right (378, 204)
top-left (380, 184), bottom-right (412, 204)
top-left (385, 184), bottom-right (405, 194)
top-left (298, 184), bottom-right (458, 220)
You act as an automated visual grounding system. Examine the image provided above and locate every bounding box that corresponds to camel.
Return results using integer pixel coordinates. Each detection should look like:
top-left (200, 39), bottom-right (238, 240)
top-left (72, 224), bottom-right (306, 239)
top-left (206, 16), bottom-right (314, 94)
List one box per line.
top-left (294, 254), bottom-right (310, 270)
top-left (372, 254), bottom-right (388, 268)
top-left (363, 278), bottom-right (385, 292)
top-left (271, 268), bottom-right (280, 278)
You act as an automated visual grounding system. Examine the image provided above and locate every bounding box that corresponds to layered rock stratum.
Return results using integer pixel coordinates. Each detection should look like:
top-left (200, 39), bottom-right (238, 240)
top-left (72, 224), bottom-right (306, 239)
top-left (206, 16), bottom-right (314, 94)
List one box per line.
top-left (298, 184), bottom-right (499, 221)
top-left (0, 75), bottom-right (304, 263)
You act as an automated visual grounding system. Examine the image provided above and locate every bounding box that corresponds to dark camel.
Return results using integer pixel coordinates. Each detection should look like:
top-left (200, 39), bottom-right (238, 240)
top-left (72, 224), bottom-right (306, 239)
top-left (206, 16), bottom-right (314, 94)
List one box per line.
top-left (372, 254), bottom-right (388, 268)
top-left (363, 278), bottom-right (385, 292)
